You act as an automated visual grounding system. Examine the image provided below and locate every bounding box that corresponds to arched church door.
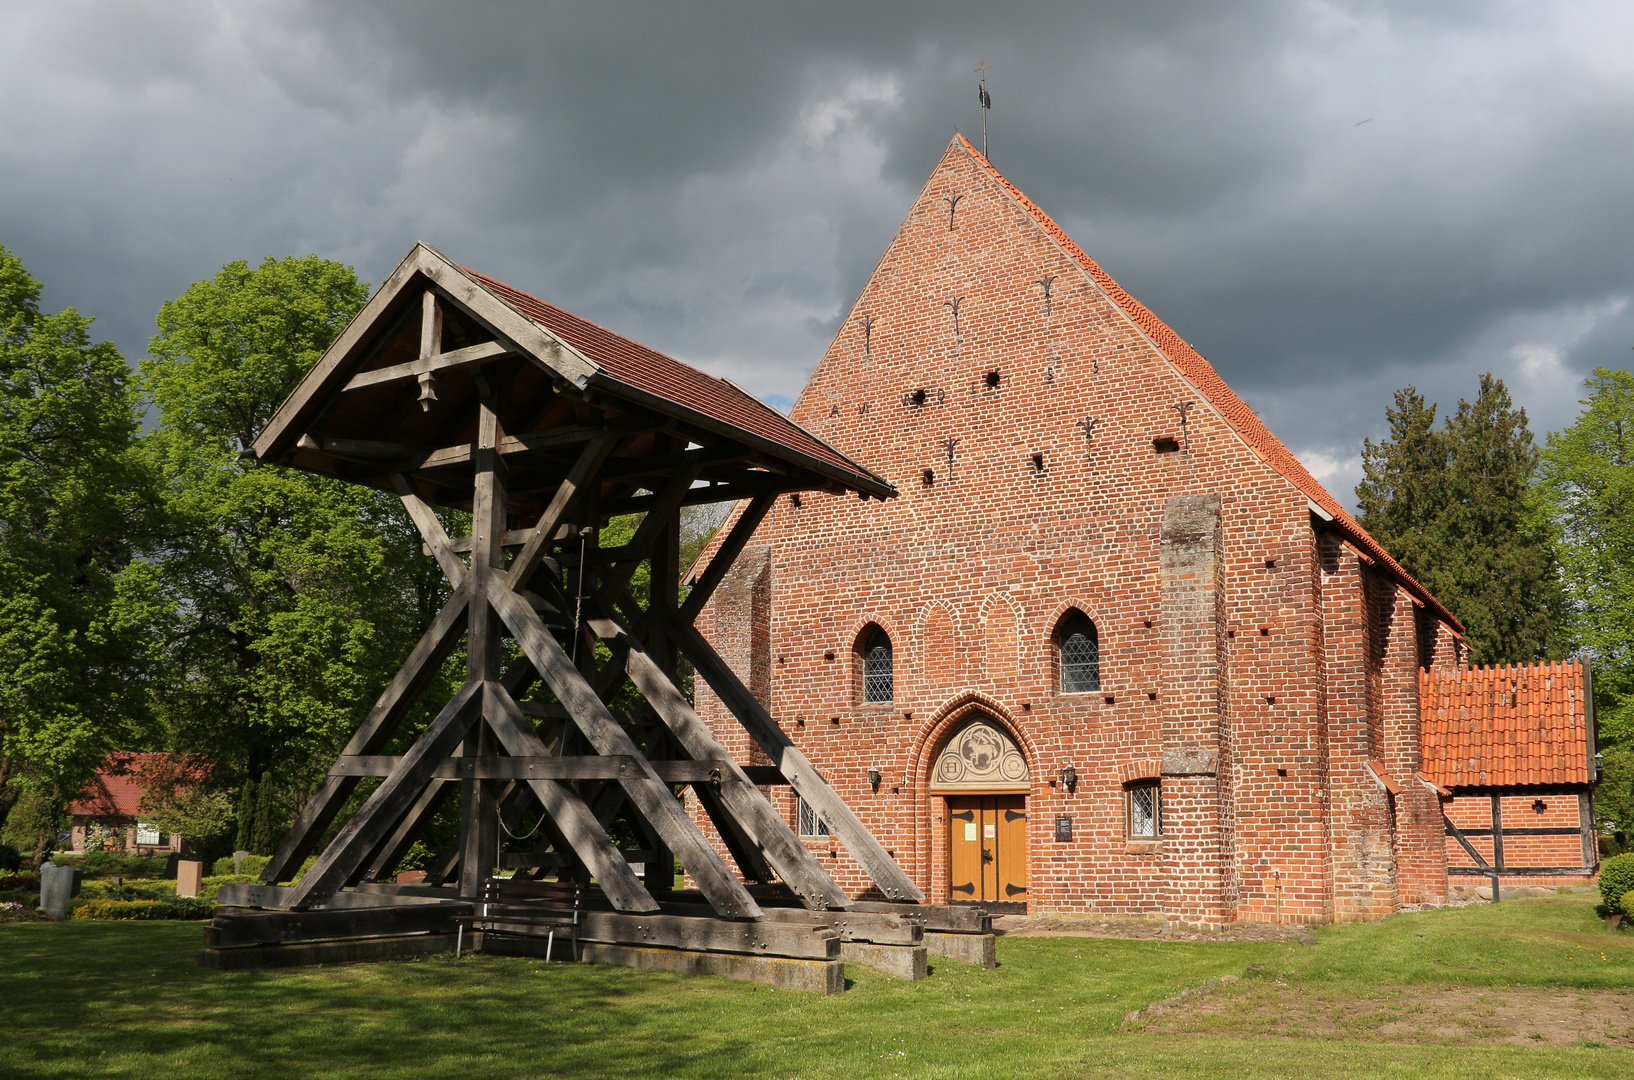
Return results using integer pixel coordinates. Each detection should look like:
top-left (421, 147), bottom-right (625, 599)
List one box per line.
top-left (929, 717), bottom-right (1030, 911)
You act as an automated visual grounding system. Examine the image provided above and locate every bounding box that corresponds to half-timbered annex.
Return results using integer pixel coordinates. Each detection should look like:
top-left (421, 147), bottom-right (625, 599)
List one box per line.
top-left (690, 135), bottom-right (1600, 926)
top-left (201, 242), bottom-right (998, 989)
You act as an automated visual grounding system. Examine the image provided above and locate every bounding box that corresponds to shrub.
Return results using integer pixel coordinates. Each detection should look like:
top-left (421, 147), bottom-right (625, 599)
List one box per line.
top-left (78, 879), bottom-right (176, 902)
top-left (81, 851), bottom-right (169, 879)
top-left (0, 901), bottom-right (47, 922)
top-left (0, 875), bottom-right (40, 890)
top-left (1599, 852), bottom-right (1634, 913)
top-left (211, 853), bottom-right (271, 878)
top-left (0, 843), bottom-right (20, 873)
top-left (1623, 889), bottom-right (1634, 918)
top-left (67, 896), bottom-right (214, 921)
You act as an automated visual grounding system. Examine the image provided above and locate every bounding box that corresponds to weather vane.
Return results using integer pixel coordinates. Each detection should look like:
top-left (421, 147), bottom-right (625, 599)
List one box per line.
top-left (976, 61), bottom-right (992, 158)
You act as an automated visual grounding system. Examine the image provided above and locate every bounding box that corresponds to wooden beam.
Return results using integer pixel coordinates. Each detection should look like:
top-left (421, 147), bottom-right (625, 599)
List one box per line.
top-left (506, 435), bottom-right (615, 594)
top-left (601, 475), bottom-right (808, 515)
top-left (382, 423), bottom-right (640, 476)
top-left (665, 613), bottom-right (922, 903)
top-left (679, 492), bottom-right (776, 623)
top-left (342, 340), bottom-right (512, 393)
top-left (492, 908), bottom-right (839, 959)
top-left (332, 755), bottom-right (777, 783)
top-left (487, 579), bottom-right (761, 919)
top-left (262, 589), bottom-right (468, 883)
top-left (588, 605), bottom-right (851, 910)
top-left (205, 903), bottom-right (469, 948)
top-left (361, 778), bottom-right (455, 883)
top-left (391, 475), bottom-right (467, 587)
top-left (284, 680), bottom-right (485, 908)
top-left (481, 681), bottom-right (660, 912)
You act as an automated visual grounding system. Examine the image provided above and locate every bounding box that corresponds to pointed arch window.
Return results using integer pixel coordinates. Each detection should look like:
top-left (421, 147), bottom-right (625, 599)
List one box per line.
top-left (1057, 612), bottom-right (1100, 693)
top-left (861, 627), bottom-right (894, 703)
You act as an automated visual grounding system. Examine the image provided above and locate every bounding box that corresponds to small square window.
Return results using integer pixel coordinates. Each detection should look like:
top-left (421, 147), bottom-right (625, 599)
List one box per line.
top-left (797, 797), bottom-right (831, 837)
top-left (136, 823), bottom-right (162, 846)
top-left (1126, 783), bottom-right (1160, 839)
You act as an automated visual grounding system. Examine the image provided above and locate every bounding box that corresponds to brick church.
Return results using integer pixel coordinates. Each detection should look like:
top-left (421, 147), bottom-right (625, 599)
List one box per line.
top-left (692, 135), bottom-right (1598, 926)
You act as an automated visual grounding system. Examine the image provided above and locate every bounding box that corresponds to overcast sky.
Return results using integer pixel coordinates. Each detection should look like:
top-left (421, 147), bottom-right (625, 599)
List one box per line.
top-left (4, 1), bottom-right (1631, 508)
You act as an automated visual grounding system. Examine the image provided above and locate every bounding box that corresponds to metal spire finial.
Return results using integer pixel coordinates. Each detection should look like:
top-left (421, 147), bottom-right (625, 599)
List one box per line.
top-left (975, 61), bottom-right (992, 158)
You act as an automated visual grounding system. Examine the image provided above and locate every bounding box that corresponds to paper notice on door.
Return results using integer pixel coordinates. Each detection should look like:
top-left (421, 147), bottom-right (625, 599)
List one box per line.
top-left (964, 823), bottom-right (977, 842)
top-left (983, 823), bottom-right (996, 839)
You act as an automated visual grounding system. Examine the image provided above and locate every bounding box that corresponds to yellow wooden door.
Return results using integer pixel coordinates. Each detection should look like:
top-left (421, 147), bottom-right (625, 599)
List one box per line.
top-left (948, 797), bottom-right (983, 901)
top-left (995, 795), bottom-right (1028, 904)
top-left (947, 795), bottom-right (1028, 906)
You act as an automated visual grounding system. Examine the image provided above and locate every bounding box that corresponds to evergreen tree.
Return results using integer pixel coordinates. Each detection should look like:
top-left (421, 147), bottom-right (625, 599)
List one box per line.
top-left (1537, 367), bottom-right (1634, 834)
top-left (1356, 374), bottom-right (1563, 664)
top-left (249, 770), bottom-right (276, 857)
top-left (233, 777), bottom-right (255, 852)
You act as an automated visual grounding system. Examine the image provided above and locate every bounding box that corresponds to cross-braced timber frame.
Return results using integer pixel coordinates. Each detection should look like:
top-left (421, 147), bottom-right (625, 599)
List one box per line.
top-left (204, 244), bottom-right (946, 983)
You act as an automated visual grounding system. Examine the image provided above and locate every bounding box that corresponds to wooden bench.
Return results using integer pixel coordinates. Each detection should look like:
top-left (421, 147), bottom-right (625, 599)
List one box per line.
top-left (454, 879), bottom-right (583, 962)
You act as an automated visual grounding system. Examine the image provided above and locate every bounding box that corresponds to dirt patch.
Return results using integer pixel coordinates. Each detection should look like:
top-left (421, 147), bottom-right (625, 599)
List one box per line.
top-left (1134, 977), bottom-right (1634, 1048)
top-left (993, 913), bottom-right (1319, 944)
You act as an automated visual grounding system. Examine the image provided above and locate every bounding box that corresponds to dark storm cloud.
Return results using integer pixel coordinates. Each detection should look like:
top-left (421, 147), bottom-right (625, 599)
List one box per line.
top-left (2, 1), bottom-right (1630, 505)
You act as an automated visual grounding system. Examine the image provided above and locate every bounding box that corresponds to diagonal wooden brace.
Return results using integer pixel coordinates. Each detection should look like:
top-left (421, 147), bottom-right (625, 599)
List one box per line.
top-left (392, 474), bottom-right (467, 587)
top-left (678, 492), bottom-right (776, 624)
top-left (505, 435), bottom-right (616, 594)
top-left (482, 681), bottom-right (660, 912)
top-left (586, 605), bottom-right (852, 910)
top-left (593, 458), bottom-right (705, 607)
top-left (488, 577), bottom-right (761, 919)
top-left (285, 680), bottom-right (485, 908)
top-left (263, 588), bottom-right (469, 883)
top-left (664, 612), bottom-right (923, 902)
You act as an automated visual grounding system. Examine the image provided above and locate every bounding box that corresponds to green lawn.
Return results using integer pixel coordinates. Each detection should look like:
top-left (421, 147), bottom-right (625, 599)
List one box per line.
top-left (1, 896), bottom-right (1629, 1079)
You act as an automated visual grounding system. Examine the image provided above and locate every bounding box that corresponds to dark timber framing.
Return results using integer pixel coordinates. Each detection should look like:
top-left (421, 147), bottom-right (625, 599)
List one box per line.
top-left (212, 244), bottom-right (926, 979)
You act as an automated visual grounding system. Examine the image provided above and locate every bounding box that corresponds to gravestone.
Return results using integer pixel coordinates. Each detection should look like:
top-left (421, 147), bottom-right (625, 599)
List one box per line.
top-left (175, 860), bottom-right (204, 898)
top-left (232, 850), bottom-right (249, 873)
top-left (39, 862), bottom-right (82, 920)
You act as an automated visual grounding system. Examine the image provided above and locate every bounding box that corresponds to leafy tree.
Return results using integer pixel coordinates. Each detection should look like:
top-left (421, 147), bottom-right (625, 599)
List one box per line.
top-left (1356, 374), bottom-right (1563, 664)
top-left (1537, 367), bottom-right (1634, 833)
top-left (0, 245), bottom-right (163, 861)
top-left (141, 256), bottom-right (456, 813)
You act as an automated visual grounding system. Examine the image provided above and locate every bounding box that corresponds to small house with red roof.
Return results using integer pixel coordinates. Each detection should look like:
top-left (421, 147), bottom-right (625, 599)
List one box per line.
top-left (67, 753), bottom-right (190, 856)
top-left (1423, 662), bottom-right (1599, 890)
top-left (689, 135), bottom-right (1599, 924)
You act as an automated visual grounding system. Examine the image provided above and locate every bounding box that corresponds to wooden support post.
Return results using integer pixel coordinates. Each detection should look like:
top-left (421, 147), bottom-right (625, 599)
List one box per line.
top-left (1580, 791), bottom-right (1597, 868)
top-left (459, 386), bottom-right (506, 898)
top-left (263, 590), bottom-right (468, 883)
top-left (588, 600), bottom-right (851, 910)
top-left (488, 579), bottom-right (762, 919)
top-left (665, 613), bottom-right (922, 902)
top-left (1490, 794), bottom-right (1505, 872)
top-left (285, 680), bottom-right (485, 909)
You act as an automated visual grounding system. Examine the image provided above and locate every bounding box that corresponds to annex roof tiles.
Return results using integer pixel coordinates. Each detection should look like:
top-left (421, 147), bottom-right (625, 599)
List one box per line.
top-left (1419, 662), bottom-right (1592, 788)
top-left (954, 135), bottom-right (1461, 631)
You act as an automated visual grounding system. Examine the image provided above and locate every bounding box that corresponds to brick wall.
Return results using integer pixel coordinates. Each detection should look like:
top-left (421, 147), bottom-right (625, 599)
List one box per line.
top-left (692, 136), bottom-right (1461, 924)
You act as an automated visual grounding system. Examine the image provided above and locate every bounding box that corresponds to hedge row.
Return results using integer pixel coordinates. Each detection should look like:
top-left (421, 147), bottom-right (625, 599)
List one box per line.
top-left (67, 897), bottom-right (215, 921)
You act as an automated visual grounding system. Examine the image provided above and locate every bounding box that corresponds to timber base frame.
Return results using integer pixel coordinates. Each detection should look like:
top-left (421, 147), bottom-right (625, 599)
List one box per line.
top-left (201, 892), bottom-right (964, 990)
top-left (215, 245), bottom-right (925, 986)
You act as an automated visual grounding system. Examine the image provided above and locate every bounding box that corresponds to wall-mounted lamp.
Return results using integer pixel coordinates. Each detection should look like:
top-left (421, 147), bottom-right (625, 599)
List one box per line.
top-left (867, 766), bottom-right (882, 793)
top-left (1059, 765), bottom-right (1078, 793)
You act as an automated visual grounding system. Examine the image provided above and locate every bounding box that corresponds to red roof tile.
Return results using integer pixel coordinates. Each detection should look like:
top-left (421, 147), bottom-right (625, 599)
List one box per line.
top-left (461, 269), bottom-right (889, 494)
top-left (1419, 662), bottom-right (1591, 788)
top-left (954, 135), bottom-right (1461, 631)
top-left (67, 753), bottom-right (165, 818)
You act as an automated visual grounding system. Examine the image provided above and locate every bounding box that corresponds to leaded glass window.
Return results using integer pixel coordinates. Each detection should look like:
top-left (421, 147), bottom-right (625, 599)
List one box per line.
top-left (1127, 783), bottom-right (1160, 839)
top-left (1058, 614), bottom-right (1100, 693)
top-left (862, 629), bottom-right (893, 703)
top-left (797, 797), bottom-right (830, 837)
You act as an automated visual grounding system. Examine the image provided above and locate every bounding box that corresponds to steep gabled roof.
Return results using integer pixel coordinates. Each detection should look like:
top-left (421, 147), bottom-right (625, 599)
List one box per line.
top-left (1420, 662), bottom-right (1592, 787)
top-left (954, 135), bottom-right (1461, 631)
top-left (251, 243), bottom-right (892, 502)
top-left (463, 269), bottom-right (879, 491)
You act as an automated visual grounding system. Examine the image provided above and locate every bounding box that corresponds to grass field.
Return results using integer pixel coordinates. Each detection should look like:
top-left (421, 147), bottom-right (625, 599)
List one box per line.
top-left (1, 895), bottom-right (1630, 1079)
